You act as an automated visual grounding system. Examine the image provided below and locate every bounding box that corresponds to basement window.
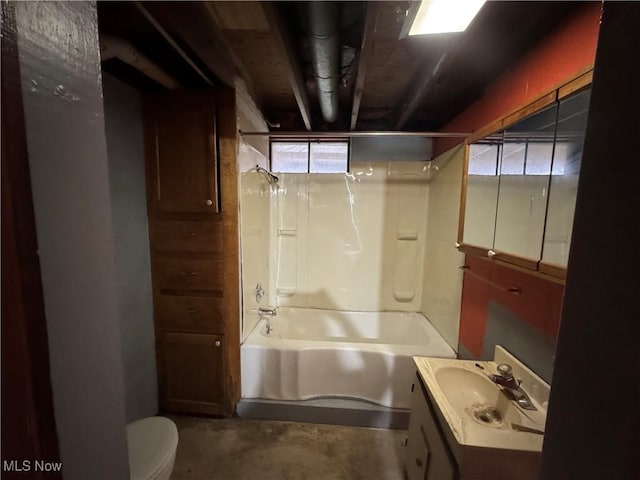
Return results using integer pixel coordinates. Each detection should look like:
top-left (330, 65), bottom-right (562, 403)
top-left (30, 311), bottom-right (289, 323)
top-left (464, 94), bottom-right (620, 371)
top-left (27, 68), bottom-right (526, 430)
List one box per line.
top-left (271, 140), bottom-right (349, 173)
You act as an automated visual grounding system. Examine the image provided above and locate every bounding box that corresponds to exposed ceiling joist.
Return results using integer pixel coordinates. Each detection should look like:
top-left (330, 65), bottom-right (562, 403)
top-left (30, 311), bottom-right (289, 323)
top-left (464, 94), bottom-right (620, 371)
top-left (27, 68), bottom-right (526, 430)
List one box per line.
top-left (393, 48), bottom-right (454, 130)
top-left (133, 2), bottom-right (215, 88)
top-left (202, 2), bottom-right (263, 107)
top-left (138, 3), bottom-right (237, 87)
top-left (261, 2), bottom-right (313, 131)
top-left (350, 2), bottom-right (380, 130)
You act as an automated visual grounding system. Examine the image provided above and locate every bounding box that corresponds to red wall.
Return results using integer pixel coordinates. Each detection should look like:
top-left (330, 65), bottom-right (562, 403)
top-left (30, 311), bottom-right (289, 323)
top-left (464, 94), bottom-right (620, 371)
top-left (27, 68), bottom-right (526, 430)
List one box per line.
top-left (459, 256), bottom-right (565, 358)
top-left (435, 2), bottom-right (601, 156)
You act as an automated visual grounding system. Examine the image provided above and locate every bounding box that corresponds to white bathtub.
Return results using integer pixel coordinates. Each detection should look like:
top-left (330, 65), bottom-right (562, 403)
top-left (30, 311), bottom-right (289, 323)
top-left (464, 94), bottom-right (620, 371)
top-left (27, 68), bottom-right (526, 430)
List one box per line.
top-left (241, 308), bottom-right (456, 409)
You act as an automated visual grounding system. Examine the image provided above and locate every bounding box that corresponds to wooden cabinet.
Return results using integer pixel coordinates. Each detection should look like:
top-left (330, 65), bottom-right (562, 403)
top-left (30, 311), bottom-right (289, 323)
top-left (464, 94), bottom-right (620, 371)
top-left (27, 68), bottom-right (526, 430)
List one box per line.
top-left (155, 295), bottom-right (224, 333)
top-left (145, 90), bottom-right (240, 416)
top-left (160, 333), bottom-right (225, 415)
top-left (151, 219), bottom-right (223, 254)
top-left (458, 256), bottom-right (563, 383)
top-left (145, 93), bottom-right (218, 215)
top-left (459, 73), bottom-right (592, 279)
top-left (406, 374), bottom-right (457, 480)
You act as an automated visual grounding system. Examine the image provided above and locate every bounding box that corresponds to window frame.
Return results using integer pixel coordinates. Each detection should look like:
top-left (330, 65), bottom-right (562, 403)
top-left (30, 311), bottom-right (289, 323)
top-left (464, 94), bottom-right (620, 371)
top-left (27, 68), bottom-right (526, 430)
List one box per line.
top-left (269, 139), bottom-right (351, 174)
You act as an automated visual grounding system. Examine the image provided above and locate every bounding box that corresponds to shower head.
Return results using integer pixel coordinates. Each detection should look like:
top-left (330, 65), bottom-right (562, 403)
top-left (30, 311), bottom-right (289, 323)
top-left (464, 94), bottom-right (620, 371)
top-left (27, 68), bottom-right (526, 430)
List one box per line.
top-left (255, 165), bottom-right (279, 186)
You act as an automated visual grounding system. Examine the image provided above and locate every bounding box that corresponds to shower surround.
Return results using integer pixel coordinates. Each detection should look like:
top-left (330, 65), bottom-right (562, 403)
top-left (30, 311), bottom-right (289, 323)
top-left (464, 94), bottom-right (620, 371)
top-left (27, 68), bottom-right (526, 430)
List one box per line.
top-left (239, 155), bottom-right (463, 410)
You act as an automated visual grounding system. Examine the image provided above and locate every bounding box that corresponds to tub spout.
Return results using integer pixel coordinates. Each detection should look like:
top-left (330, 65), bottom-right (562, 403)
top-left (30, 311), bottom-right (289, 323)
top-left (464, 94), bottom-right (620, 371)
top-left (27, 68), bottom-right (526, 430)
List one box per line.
top-left (258, 308), bottom-right (277, 317)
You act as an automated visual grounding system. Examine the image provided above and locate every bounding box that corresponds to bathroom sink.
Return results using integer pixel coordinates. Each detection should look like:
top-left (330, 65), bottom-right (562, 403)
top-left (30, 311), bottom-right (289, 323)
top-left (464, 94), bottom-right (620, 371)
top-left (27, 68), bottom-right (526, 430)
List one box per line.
top-left (434, 367), bottom-right (522, 430)
top-left (414, 350), bottom-right (549, 452)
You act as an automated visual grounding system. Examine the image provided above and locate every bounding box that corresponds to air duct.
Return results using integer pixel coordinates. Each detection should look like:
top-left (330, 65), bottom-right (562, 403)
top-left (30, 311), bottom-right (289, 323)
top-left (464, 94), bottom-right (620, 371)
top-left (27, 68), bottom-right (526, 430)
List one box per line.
top-left (99, 33), bottom-right (181, 90)
top-left (308, 2), bottom-right (340, 123)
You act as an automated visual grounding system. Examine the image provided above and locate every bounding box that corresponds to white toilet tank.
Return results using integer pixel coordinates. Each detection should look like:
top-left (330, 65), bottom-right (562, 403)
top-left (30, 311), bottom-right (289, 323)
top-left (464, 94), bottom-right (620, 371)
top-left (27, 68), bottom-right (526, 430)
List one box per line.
top-left (127, 417), bottom-right (178, 480)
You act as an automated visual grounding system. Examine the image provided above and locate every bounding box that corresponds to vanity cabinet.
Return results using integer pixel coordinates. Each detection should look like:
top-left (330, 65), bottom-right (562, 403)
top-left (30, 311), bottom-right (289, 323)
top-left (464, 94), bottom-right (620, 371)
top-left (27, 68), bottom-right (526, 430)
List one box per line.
top-left (459, 74), bottom-right (592, 279)
top-left (145, 90), bottom-right (240, 416)
top-left (408, 362), bottom-right (544, 480)
top-left (406, 374), bottom-right (457, 480)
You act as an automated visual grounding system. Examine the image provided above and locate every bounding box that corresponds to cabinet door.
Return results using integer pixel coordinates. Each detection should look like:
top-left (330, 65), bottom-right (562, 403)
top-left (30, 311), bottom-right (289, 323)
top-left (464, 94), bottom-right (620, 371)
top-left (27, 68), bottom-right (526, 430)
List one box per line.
top-left (160, 332), bottom-right (225, 415)
top-left (463, 141), bottom-right (501, 249)
top-left (541, 88), bottom-right (590, 270)
top-left (145, 92), bottom-right (217, 214)
top-left (407, 375), bottom-right (457, 480)
top-left (406, 385), bottom-right (431, 480)
top-left (493, 104), bottom-right (557, 261)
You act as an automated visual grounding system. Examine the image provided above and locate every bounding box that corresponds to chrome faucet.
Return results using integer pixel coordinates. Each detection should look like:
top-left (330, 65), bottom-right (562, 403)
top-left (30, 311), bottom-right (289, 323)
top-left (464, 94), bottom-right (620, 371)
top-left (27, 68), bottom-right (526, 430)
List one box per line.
top-left (489, 363), bottom-right (537, 411)
top-left (258, 307), bottom-right (276, 335)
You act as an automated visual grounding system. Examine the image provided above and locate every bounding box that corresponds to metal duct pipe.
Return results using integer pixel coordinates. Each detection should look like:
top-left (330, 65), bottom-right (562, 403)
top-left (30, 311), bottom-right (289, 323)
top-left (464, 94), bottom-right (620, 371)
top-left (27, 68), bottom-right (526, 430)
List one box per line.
top-left (308, 2), bottom-right (340, 123)
top-left (99, 33), bottom-right (181, 90)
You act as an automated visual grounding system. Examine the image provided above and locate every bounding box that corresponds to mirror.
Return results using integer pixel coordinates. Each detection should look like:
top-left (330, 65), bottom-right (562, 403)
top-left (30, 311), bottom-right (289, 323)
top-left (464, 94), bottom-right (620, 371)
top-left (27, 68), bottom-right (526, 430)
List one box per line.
top-left (542, 88), bottom-right (591, 268)
top-left (493, 103), bottom-right (557, 260)
top-left (462, 138), bottom-right (501, 248)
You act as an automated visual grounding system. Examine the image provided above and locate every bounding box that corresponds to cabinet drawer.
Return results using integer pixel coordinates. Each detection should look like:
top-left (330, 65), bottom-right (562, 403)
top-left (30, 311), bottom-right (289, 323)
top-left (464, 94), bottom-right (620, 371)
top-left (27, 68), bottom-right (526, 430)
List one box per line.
top-left (154, 257), bottom-right (223, 294)
top-left (156, 295), bottom-right (224, 333)
top-left (151, 220), bottom-right (222, 254)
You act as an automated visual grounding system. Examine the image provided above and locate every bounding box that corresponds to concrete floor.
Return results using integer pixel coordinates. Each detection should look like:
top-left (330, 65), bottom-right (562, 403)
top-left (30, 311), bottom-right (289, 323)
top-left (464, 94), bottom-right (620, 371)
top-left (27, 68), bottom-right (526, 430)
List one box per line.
top-left (170, 416), bottom-right (408, 480)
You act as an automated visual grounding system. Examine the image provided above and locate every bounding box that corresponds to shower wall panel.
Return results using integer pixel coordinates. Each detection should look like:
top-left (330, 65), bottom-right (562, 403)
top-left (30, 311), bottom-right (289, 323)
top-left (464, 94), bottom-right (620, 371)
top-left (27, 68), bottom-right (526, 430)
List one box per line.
top-left (274, 161), bottom-right (430, 312)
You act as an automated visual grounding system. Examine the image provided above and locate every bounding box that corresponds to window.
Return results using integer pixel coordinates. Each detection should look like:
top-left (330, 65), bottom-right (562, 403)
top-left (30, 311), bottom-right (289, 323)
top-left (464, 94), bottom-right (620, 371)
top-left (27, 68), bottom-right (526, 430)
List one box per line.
top-left (271, 140), bottom-right (349, 173)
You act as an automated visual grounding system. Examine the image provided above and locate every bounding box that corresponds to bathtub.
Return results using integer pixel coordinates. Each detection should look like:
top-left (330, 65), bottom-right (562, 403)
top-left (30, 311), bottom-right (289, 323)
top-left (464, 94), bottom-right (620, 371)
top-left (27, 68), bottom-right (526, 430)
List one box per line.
top-left (241, 307), bottom-right (456, 409)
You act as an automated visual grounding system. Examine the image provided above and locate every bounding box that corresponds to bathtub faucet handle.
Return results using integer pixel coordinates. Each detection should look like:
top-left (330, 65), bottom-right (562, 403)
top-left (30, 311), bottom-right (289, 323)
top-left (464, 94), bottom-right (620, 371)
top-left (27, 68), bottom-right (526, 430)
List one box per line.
top-left (255, 283), bottom-right (265, 303)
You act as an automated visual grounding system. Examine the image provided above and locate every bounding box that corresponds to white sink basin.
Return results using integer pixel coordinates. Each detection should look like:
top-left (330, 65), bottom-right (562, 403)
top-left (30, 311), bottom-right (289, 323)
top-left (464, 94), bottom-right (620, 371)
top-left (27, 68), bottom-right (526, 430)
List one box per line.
top-left (414, 353), bottom-right (549, 452)
top-left (435, 367), bottom-right (523, 430)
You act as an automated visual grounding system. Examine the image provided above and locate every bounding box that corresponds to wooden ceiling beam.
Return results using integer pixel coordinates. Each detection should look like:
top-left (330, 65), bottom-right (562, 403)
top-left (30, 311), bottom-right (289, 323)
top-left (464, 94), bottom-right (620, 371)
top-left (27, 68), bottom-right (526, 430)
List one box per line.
top-left (350, 2), bottom-right (380, 131)
top-left (137, 2), bottom-right (265, 113)
top-left (134, 2), bottom-right (216, 88)
top-left (202, 2), bottom-right (263, 107)
top-left (261, 2), bottom-right (312, 131)
top-left (137, 2), bottom-right (237, 87)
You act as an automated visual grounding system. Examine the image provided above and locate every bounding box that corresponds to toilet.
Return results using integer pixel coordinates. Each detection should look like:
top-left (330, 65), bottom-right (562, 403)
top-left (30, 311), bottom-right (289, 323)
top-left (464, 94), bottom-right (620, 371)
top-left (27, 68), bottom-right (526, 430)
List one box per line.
top-left (127, 417), bottom-right (178, 480)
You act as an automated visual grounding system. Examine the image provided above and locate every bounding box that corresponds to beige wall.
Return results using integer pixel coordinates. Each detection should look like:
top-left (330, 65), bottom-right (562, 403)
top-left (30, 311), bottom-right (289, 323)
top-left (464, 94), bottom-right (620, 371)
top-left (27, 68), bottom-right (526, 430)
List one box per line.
top-left (236, 81), bottom-right (269, 162)
top-left (421, 146), bottom-right (466, 349)
top-left (239, 168), bottom-right (273, 342)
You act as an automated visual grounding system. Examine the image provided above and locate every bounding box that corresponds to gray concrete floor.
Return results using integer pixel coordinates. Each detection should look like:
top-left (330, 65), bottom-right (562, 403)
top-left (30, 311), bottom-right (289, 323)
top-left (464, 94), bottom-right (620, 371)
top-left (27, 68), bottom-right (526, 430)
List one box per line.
top-left (170, 416), bottom-right (408, 480)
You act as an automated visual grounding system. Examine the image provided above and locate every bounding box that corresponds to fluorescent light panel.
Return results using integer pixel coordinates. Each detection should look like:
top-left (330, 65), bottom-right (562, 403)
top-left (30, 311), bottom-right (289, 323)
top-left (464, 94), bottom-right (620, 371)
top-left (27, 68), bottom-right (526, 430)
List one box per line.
top-left (409, 0), bottom-right (487, 35)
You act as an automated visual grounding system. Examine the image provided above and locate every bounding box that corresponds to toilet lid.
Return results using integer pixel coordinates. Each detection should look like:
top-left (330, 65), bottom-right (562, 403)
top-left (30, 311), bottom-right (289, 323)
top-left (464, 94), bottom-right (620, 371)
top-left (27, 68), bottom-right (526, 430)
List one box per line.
top-left (127, 417), bottom-right (178, 480)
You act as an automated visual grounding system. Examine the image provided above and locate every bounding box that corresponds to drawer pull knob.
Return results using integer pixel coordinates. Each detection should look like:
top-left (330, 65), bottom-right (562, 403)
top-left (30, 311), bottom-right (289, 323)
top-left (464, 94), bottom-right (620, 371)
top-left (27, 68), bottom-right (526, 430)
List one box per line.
top-left (188, 232), bottom-right (197, 237)
top-left (184, 271), bottom-right (198, 277)
top-left (507, 286), bottom-right (521, 294)
top-left (186, 308), bottom-right (197, 313)
top-left (206, 199), bottom-right (213, 206)
top-left (214, 340), bottom-right (221, 347)
top-left (415, 458), bottom-right (423, 467)
top-left (459, 265), bottom-right (470, 270)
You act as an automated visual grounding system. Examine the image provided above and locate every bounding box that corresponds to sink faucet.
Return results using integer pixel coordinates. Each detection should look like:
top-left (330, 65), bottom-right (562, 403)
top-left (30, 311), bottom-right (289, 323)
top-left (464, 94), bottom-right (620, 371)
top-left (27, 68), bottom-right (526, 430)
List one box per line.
top-left (489, 363), bottom-right (537, 411)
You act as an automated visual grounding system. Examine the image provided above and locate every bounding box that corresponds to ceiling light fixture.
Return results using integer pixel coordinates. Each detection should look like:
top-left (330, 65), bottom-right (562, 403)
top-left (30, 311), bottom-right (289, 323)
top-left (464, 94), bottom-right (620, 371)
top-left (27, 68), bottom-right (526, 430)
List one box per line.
top-left (409, 0), bottom-right (487, 36)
